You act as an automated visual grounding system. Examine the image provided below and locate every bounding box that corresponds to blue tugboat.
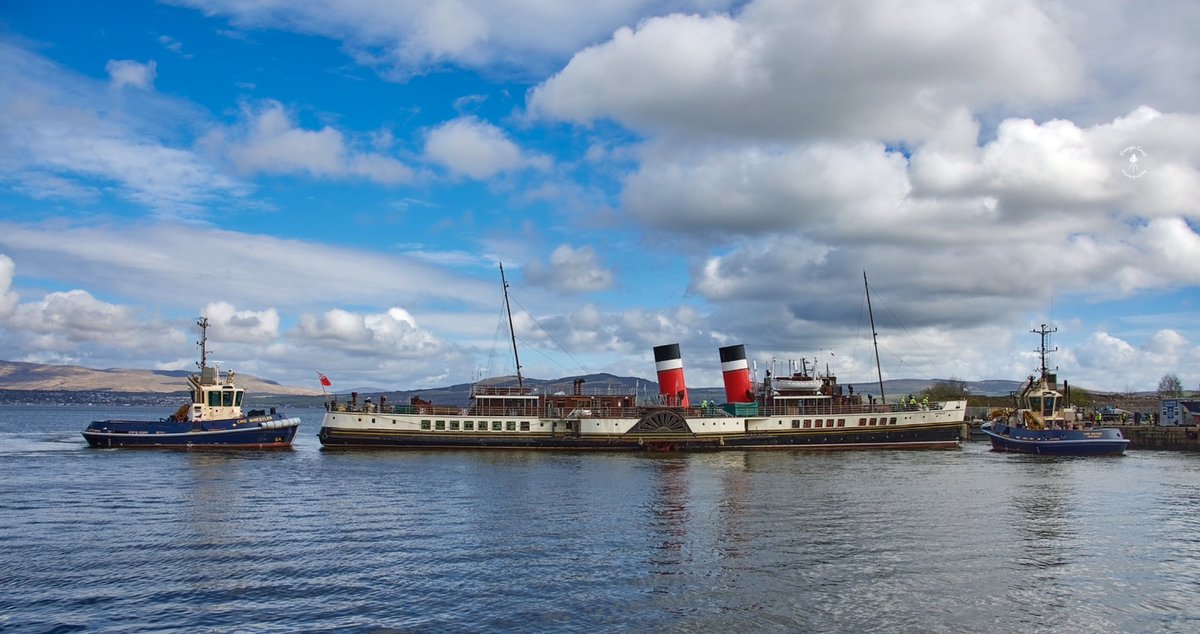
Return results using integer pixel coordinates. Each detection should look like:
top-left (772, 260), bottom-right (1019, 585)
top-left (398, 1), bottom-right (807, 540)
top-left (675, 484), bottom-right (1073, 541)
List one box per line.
top-left (82, 318), bottom-right (301, 449)
top-left (980, 324), bottom-right (1128, 456)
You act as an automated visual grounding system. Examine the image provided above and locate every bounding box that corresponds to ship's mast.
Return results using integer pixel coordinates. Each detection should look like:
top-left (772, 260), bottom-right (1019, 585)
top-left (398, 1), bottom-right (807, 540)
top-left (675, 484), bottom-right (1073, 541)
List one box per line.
top-left (1034, 323), bottom-right (1057, 378)
top-left (499, 262), bottom-right (524, 389)
top-left (864, 271), bottom-right (886, 404)
top-left (196, 317), bottom-right (209, 372)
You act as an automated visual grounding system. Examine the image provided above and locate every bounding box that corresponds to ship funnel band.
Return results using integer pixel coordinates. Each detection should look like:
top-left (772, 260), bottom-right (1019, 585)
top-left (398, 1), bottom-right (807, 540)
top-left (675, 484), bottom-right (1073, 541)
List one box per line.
top-left (656, 358), bottom-right (684, 372)
top-left (653, 343), bottom-right (682, 362)
top-left (718, 344), bottom-right (746, 363)
top-left (719, 344), bottom-right (749, 372)
top-left (654, 342), bottom-right (685, 373)
top-left (721, 359), bottom-right (749, 373)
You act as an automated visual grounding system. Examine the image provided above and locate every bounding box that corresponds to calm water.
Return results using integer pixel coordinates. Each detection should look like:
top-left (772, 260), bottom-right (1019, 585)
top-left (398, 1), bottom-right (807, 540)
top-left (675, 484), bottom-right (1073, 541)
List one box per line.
top-left (2, 404), bottom-right (1200, 632)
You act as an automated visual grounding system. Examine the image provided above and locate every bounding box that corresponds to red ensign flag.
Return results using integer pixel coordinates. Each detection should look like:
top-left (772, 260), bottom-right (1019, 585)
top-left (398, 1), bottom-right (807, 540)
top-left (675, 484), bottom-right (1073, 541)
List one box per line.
top-left (317, 372), bottom-right (331, 387)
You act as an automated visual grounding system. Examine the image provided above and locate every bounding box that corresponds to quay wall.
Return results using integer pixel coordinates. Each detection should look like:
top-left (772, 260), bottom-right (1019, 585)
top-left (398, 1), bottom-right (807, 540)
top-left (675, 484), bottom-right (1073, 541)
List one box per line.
top-left (1116, 425), bottom-right (1200, 451)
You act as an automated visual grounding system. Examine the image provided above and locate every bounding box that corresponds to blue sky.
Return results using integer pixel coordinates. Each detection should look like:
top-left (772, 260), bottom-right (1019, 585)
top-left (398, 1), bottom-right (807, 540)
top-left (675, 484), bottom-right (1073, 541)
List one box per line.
top-left (1, 0), bottom-right (1198, 394)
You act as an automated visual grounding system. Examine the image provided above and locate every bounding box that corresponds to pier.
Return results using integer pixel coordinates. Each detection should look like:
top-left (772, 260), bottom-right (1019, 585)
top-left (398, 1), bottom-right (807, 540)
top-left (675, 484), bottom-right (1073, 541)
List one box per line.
top-left (1115, 425), bottom-right (1200, 451)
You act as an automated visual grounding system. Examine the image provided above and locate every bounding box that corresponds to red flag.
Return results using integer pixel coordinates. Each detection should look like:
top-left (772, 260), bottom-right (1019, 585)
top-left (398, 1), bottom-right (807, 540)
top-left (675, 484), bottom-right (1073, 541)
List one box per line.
top-left (317, 372), bottom-right (331, 387)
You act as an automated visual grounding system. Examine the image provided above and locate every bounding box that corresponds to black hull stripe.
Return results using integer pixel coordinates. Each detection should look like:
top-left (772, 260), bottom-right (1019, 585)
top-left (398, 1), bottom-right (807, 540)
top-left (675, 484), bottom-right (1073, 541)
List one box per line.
top-left (83, 426), bottom-right (299, 449)
top-left (318, 423), bottom-right (964, 451)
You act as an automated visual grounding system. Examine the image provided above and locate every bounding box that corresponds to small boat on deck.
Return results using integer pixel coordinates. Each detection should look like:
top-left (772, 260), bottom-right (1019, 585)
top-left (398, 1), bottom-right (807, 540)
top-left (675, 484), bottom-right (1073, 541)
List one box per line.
top-left (769, 359), bottom-right (823, 393)
top-left (980, 324), bottom-right (1128, 456)
top-left (82, 318), bottom-right (300, 449)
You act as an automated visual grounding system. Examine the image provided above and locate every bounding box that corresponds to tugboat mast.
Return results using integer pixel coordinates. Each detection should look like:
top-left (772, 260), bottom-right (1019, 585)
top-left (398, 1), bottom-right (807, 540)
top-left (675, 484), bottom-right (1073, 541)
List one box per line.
top-left (864, 271), bottom-right (886, 404)
top-left (499, 262), bottom-right (524, 389)
top-left (1034, 323), bottom-right (1057, 378)
top-left (196, 317), bottom-right (209, 372)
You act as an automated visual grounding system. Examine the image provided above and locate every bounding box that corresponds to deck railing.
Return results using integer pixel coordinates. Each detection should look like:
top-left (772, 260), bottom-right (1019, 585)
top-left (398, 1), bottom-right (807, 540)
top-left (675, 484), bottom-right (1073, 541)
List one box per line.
top-left (325, 397), bottom-right (954, 418)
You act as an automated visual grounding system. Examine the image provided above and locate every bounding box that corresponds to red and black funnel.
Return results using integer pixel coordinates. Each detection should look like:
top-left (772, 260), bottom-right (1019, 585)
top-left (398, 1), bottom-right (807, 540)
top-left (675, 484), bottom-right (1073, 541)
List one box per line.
top-left (719, 344), bottom-right (754, 403)
top-left (653, 343), bottom-right (690, 407)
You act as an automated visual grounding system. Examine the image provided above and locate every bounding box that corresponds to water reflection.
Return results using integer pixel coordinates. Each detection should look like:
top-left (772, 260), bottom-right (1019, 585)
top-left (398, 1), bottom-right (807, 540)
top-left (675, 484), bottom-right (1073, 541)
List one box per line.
top-left (716, 453), bottom-right (752, 562)
top-left (646, 458), bottom-right (691, 570)
top-left (993, 456), bottom-right (1084, 628)
top-left (1010, 460), bottom-right (1079, 565)
top-left (182, 452), bottom-right (248, 533)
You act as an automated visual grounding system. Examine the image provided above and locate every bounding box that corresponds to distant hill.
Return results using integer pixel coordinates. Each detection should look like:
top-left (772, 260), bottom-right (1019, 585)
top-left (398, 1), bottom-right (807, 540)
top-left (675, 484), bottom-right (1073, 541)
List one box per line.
top-left (0, 358), bottom-right (1033, 406)
top-left (328, 373), bottom-right (1026, 409)
top-left (0, 360), bottom-right (320, 396)
top-left (346, 373), bottom-right (656, 409)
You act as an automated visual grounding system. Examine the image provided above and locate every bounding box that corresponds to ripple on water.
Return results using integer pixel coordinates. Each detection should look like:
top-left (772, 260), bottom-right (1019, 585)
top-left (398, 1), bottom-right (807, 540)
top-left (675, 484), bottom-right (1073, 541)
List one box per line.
top-left (4, 411), bottom-right (1200, 632)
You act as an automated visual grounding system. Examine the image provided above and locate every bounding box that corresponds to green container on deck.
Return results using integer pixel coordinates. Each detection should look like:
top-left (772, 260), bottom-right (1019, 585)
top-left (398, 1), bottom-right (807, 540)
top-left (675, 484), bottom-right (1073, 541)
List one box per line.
top-left (721, 402), bottom-right (759, 416)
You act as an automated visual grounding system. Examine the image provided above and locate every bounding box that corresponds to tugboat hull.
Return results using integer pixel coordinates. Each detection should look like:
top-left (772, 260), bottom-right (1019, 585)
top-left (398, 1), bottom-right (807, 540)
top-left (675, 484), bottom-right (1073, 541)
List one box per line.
top-left (83, 415), bottom-right (300, 449)
top-left (980, 422), bottom-right (1129, 456)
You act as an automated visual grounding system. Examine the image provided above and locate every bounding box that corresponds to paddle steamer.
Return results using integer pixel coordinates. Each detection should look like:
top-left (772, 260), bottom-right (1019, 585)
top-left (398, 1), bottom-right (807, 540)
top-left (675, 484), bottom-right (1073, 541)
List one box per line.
top-left (318, 269), bottom-right (966, 451)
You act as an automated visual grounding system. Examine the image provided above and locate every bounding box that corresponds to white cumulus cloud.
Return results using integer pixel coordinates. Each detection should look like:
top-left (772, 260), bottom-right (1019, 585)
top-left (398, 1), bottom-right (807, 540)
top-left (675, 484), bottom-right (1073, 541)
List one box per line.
top-left (1, 289), bottom-right (184, 363)
top-left (293, 307), bottom-right (438, 357)
top-left (201, 302), bottom-right (280, 343)
top-left (0, 254), bottom-right (18, 318)
top-left (529, 0), bottom-right (1082, 143)
top-left (524, 245), bottom-right (614, 293)
top-left (424, 116), bottom-right (528, 179)
top-left (170, 0), bottom-right (738, 77)
top-left (213, 100), bottom-right (413, 185)
top-left (105, 59), bottom-right (157, 89)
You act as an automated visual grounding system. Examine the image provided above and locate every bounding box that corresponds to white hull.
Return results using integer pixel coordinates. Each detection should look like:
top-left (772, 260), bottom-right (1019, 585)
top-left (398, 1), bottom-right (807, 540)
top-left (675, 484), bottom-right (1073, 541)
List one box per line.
top-left (318, 400), bottom-right (967, 450)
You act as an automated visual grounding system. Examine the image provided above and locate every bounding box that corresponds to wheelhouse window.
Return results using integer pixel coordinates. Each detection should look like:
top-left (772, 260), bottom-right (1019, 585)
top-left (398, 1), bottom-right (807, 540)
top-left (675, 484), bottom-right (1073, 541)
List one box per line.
top-left (235, 390), bottom-right (244, 406)
top-left (222, 390), bottom-right (235, 407)
top-left (208, 391), bottom-right (220, 406)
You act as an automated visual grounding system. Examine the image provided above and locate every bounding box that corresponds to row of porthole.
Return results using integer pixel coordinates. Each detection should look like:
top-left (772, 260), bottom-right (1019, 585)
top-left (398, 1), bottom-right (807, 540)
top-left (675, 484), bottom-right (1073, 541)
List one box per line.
top-left (425, 420), bottom-right (522, 431)
top-left (414, 420), bottom-right (579, 432)
top-left (789, 417), bottom-right (900, 429)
